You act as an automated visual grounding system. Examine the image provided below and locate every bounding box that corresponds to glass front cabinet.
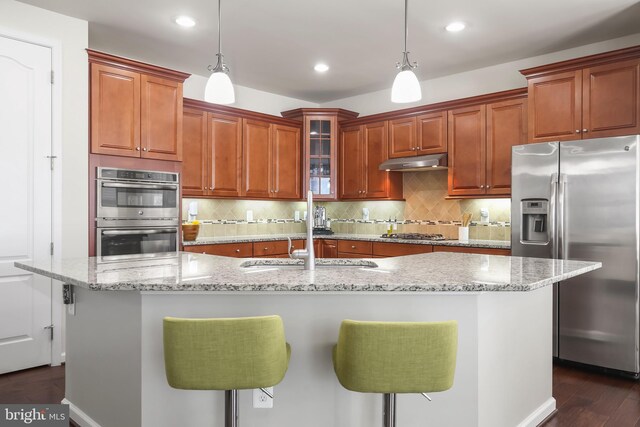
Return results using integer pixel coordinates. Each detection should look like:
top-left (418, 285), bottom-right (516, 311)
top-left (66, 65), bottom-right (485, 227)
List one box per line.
top-left (281, 108), bottom-right (359, 200)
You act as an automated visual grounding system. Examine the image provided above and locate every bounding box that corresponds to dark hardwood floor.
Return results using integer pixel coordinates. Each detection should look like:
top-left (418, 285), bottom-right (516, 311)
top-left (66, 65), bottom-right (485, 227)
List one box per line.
top-left (0, 363), bottom-right (639, 426)
top-left (543, 364), bottom-right (640, 426)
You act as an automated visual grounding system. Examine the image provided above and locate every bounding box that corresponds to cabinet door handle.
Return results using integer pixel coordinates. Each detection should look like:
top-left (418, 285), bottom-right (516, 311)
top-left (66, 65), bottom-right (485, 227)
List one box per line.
top-left (142, 147), bottom-right (147, 151)
top-left (582, 129), bottom-right (588, 133)
top-left (575, 130), bottom-right (581, 133)
top-left (264, 247), bottom-right (268, 251)
top-left (351, 245), bottom-right (356, 249)
top-left (235, 249), bottom-right (240, 253)
top-left (480, 185), bottom-right (485, 189)
top-left (486, 185), bottom-right (491, 189)
top-left (136, 147), bottom-right (141, 151)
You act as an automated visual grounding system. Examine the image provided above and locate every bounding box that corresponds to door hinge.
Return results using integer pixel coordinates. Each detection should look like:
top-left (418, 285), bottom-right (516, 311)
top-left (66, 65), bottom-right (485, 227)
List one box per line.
top-left (50, 242), bottom-right (54, 256)
top-left (46, 155), bottom-right (57, 170)
top-left (44, 325), bottom-right (54, 341)
top-left (50, 70), bottom-right (54, 84)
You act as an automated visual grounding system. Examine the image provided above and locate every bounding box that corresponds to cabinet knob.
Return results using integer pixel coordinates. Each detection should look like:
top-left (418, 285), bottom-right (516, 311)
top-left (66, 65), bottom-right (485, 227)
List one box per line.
top-left (480, 185), bottom-right (485, 189)
top-left (264, 247), bottom-right (268, 250)
top-left (142, 147), bottom-right (147, 151)
top-left (583, 129), bottom-right (588, 133)
top-left (235, 249), bottom-right (240, 253)
top-left (486, 185), bottom-right (491, 188)
top-left (136, 147), bottom-right (140, 151)
top-left (351, 245), bottom-right (356, 249)
top-left (575, 130), bottom-right (581, 133)
top-left (275, 190), bottom-right (278, 193)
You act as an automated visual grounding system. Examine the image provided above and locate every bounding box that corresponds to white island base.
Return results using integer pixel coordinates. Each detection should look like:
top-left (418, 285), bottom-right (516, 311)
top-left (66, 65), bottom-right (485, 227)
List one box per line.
top-left (65, 286), bottom-right (554, 427)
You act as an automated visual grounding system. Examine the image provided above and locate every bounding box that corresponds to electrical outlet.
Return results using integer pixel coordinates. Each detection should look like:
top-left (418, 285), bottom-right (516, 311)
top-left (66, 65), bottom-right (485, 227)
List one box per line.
top-left (253, 387), bottom-right (274, 409)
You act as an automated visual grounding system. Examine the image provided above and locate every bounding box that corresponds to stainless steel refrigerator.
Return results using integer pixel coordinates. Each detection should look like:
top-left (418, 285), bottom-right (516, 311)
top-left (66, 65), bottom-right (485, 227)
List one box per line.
top-left (511, 135), bottom-right (640, 377)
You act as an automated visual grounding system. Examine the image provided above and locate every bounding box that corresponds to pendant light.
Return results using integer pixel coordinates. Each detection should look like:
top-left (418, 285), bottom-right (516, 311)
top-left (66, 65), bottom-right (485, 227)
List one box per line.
top-left (391, 0), bottom-right (421, 103)
top-left (204, 0), bottom-right (235, 104)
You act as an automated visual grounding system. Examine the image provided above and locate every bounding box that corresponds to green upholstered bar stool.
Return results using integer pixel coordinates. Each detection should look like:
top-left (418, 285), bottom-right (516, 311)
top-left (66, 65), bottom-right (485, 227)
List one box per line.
top-left (333, 320), bottom-right (458, 427)
top-left (163, 315), bottom-right (291, 427)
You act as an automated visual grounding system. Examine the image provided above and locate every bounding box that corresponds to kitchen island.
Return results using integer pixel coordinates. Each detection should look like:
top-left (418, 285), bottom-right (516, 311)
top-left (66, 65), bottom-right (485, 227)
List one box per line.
top-left (16, 252), bottom-right (600, 427)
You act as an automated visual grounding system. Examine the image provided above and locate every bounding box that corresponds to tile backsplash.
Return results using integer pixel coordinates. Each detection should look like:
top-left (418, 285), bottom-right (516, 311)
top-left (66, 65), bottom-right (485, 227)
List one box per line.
top-left (183, 170), bottom-right (511, 240)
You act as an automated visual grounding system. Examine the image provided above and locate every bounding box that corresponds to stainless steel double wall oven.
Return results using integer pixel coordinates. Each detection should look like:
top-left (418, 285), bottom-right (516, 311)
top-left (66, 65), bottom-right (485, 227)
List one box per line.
top-left (96, 167), bottom-right (180, 259)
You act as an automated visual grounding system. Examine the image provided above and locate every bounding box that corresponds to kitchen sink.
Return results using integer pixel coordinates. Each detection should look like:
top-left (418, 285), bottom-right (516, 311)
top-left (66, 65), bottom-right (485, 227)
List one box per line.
top-left (240, 259), bottom-right (378, 269)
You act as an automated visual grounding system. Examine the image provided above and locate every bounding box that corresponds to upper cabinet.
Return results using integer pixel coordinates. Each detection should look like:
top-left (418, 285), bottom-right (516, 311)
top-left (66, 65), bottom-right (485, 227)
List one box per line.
top-left (339, 121), bottom-right (403, 200)
top-left (388, 112), bottom-right (447, 158)
top-left (281, 109), bottom-right (359, 200)
top-left (448, 93), bottom-right (527, 197)
top-left (182, 99), bottom-right (302, 200)
top-left (242, 119), bottom-right (301, 199)
top-left (522, 46), bottom-right (640, 142)
top-left (88, 50), bottom-right (190, 161)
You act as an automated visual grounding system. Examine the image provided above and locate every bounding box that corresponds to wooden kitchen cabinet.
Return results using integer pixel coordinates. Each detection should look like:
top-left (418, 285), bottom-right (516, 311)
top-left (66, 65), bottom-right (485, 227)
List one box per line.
top-left (281, 109), bottom-right (359, 201)
top-left (486, 98), bottom-right (528, 195)
top-left (432, 245), bottom-right (511, 256)
top-left (388, 117), bottom-right (417, 158)
top-left (371, 242), bottom-right (433, 257)
top-left (242, 119), bottom-right (272, 198)
top-left (253, 239), bottom-right (304, 257)
top-left (208, 114), bottom-right (243, 197)
top-left (388, 112), bottom-right (447, 158)
top-left (339, 122), bottom-right (403, 200)
top-left (242, 119), bottom-right (301, 199)
top-left (320, 239), bottom-right (338, 258)
top-left (522, 49), bottom-right (640, 142)
top-left (182, 108), bottom-right (208, 196)
top-left (337, 240), bottom-right (373, 256)
top-left (448, 105), bottom-right (487, 196)
top-left (272, 124), bottom-right (301, 199)
top-left (88, 50), bottom-right (189, 161)
top-left (183, 243), bottom-right (253, 257)
top-left (448, 96), bottom-right (527, 197)
top-left (182, 110), bottom-right (242, 197)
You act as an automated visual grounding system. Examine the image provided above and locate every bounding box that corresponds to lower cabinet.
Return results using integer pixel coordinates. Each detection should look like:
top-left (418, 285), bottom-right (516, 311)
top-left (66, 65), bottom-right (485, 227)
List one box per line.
top-left (184, 240), bottom-right (511, 258)
top-left (432, 246), bottom-right (511, 256)
top-left (371, 242), bottom-right (433, 257)
top-left (183, 243), bottom-right (253, 257)
top-left (183, 240), bottom-right (304, 258)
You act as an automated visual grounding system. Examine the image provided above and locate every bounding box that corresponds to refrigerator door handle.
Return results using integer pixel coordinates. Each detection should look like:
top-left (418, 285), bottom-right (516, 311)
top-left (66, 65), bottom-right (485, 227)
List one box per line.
top-left (549, 173), bottom-right (559, 259)
top-left (558, 173), bottom-right (567, 260)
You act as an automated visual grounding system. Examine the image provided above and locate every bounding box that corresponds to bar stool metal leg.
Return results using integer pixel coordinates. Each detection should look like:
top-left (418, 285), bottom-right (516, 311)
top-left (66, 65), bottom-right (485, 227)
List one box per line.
top-left (383, 393), bottom-right (396, 427)
top-left (225, 390), bottom-right (239, 427)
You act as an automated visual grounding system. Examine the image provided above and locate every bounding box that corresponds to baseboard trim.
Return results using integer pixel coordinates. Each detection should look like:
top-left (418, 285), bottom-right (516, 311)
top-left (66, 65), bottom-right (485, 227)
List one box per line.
top-left (62, 398), bottom-right (102, 427)
top-left (517, 397), bottom-right (556, 427)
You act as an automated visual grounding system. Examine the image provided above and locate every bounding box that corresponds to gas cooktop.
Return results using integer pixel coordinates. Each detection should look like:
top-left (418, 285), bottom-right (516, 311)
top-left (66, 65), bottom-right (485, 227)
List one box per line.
top-left (379, 233), bottom-right (448, 241)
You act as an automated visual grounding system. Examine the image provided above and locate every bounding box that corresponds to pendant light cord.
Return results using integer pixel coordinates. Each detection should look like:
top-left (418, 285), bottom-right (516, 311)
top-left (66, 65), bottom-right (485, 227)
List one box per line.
top-left (218, 0), bottom-right (222, 55)
top-left (404, 0), bottom-right (408, 54)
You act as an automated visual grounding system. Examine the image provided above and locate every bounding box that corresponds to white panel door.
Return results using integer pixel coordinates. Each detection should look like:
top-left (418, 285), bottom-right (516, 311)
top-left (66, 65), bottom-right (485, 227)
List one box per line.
top-left (0, 36), bottom-right (52, 373)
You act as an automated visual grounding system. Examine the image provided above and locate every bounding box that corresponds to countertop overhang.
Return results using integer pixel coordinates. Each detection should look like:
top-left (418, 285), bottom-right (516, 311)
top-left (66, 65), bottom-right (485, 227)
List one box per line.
top-left (15, 252), bottom-right (600, 293)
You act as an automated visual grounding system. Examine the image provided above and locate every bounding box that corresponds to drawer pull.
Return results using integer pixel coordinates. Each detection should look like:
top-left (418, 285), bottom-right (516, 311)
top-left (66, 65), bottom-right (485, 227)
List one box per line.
top-left (235, 249), bottom-right (240, 253)
top-left (351, 245), bottom-right (356, 249)
top-left (264, 247), bottom-right (268, 250)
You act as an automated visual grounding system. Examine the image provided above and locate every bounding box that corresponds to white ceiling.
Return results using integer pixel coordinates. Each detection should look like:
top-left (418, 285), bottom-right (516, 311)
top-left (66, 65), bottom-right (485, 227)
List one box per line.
top-left (17, 0), bottom-right (640, 102)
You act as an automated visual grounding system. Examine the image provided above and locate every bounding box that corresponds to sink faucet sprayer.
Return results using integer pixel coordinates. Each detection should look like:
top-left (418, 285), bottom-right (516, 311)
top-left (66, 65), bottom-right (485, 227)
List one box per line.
top-left (287, 190), bottom-right (315, 270)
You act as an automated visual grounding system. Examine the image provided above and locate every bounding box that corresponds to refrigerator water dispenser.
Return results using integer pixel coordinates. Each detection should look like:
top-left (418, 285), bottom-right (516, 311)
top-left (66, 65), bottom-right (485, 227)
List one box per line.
top-left (521, 199), bottom-right (549, 243)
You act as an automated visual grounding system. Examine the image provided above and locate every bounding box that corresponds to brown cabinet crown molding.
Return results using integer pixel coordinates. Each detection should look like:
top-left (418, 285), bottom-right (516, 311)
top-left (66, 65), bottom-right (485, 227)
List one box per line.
top-left (183, 98), bottom-right (301, 128)
top-left (519, 44), bottom-right (640, 78)
top-left (87, 49), bottom-right (190, 82)
top-left (281, 108), bottom-right (360, 121)
top-left (340, 87), bottom-right (527, 126)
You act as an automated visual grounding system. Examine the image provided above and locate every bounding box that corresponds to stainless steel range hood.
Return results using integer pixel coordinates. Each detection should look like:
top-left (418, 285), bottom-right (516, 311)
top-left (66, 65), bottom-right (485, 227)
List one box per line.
top-left (379, 153), bottom-right (447, 172)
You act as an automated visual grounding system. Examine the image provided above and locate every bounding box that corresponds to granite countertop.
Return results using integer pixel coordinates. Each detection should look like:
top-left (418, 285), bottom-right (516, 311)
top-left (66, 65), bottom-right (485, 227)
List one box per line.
top-left (15, 252), bottom-right (599, 293)
top-left (182, 233), bottom-right (511, 250)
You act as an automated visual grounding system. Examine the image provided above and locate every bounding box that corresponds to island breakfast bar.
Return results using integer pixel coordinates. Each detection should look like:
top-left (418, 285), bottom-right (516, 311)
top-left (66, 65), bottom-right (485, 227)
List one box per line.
top-left (16, 252), bottom-right (601, 427)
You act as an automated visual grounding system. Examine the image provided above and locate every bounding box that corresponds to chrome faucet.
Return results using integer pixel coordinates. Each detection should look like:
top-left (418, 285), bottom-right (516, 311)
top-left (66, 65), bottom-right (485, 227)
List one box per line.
top-left (287, 190), bottom-right (315, 270)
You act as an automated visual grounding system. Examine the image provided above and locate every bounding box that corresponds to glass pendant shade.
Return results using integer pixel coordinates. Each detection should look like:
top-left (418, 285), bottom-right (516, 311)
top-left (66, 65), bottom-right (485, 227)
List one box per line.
top-left (391, 69), bottom-right (421, 103)
top-left (204, 71), bottom-right (235, 104)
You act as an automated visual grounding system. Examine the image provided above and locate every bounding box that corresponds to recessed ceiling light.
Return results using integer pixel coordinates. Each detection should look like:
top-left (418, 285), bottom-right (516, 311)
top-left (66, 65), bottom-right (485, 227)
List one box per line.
top-left (445, 21), bottom-right (466, 32)
top-left (175, 15), bottom-right (196, 28)
top-left (314, 63), bottom-right (329, 73)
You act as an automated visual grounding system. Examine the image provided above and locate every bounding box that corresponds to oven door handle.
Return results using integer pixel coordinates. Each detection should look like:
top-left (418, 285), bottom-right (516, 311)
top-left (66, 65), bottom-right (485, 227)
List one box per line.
top-left (101, 229), bottom-right (178, 236)
top-left (101, 182), bottom-right (179, 190)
